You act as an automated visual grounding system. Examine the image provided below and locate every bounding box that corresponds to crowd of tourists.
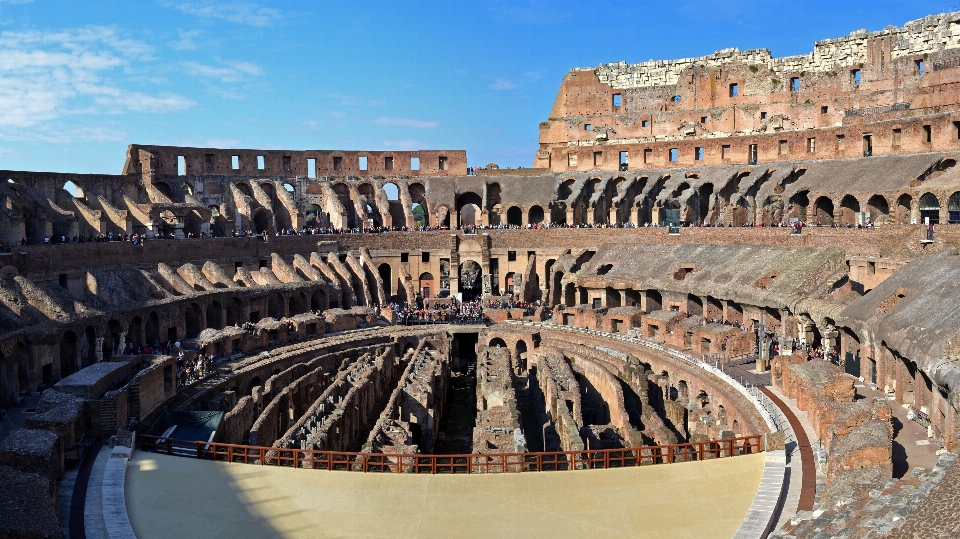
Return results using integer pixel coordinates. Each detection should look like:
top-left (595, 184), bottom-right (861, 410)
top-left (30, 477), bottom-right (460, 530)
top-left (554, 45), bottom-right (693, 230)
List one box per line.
top-left (484, 298), bottom-right (542, 315)
top-left (387, 299), bottom-right (486, 324)
top-left (176, 349), bottom-right (219, 387)
top-left (13, 216), bottom-right (890, 250)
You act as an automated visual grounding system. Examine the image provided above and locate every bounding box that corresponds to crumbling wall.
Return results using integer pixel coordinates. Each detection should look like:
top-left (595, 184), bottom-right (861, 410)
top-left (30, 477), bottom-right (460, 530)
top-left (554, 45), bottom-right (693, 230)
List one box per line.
top-left (473, 345), bottom-right (526, 453)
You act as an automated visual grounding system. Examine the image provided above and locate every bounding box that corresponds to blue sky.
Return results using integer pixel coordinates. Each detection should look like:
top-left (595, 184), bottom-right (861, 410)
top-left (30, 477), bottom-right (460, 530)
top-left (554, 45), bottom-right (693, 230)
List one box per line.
top-left (0, 0), bottom-right (953, 174)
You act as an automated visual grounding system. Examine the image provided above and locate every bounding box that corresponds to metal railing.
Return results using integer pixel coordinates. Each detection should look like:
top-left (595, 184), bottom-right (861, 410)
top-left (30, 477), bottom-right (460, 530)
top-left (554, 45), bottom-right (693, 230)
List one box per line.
top-left (397, 316), bottom-right (486, 326)
top-left (139, 434), bottom-right (762, 473)
top-left (844, 102), bottom-right (910, 117)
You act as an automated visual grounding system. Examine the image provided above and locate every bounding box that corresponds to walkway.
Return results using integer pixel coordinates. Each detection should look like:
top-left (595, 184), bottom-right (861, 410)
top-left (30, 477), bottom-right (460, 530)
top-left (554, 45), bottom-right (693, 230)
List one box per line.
top-left (851, 382), bottom-right (940, 476)
top-left (760, 387), bottom-right (816, 512)
top-left (126, 451), bottom-right (766, 539)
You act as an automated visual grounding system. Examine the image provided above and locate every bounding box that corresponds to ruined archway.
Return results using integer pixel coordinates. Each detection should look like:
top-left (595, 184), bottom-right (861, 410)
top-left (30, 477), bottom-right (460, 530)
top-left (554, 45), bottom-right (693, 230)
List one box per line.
top-left (185, 303), bottom-right (203, 338)
top-left (948, 192), bottom-right (960, 224)
top-left (528, 205), bottom-right (544, 225)
top-left (206, 301), bottom-right (223, 330)
top-left (457, 192), bottom-right (483, 227)
top-left (897, 194), bottom-right (913, 224)
top-left (378, 263), bottom-right (392, 298)
top-left (459, 260), bottom-right (482, 301)
top-left (813, 196), bottom-right (834, 225)
top-left (867, 195), bottom-right (889, 224)
top-left (919, 192), bottom-right (940, 224)
top-left (252, 208), bottom-right (272, 234)
top-left (839, 195), bottom-right (860, 225)
top-left (506, 206), bottom-right (522, 226)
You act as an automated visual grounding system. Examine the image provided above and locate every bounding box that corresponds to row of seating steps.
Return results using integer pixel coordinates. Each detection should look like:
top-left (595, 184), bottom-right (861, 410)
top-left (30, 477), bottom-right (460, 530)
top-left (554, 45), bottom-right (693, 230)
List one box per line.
top-left (771, 452), bottom-right (957, 538)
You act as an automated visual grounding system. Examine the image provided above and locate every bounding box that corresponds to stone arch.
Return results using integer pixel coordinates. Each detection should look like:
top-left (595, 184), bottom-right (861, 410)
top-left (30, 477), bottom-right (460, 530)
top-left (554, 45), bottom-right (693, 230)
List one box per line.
top-left (305, 203), bottom-right (324, 228)
top-left (81, 325), bottom-right (97, 367)
top-left (788, 190), bottom-right (809, 221)
top-left (62, 180), bottom-right (83, 199)
top-left (692, 183), bottom-right (714, 225)
top-left (605, 287), bottom-right (621, 308)
top-left (489, 337), bottom-right (508, 349)
top-left (528, 205), bottom-right (544, 225)
top-left (383, 181), bottom-right (399, 201)
top-left (506, 206), bottom-right (522, 226)
top-left (379, 263), bottom-right (392, 298)
top-left (688, 295), bottom-right (704, 317)
top-left (267, 293), bottom-right (283, 318)
top-left (357, 182), bottom-right (382, 227)
top-left (459, 260), bottom-right (482, 301)
top-left (60, 331), bottom-right (78, 377)
top-left (311, 289), bottom-right (326, 311)
top-left (146, 312), bottom-right (160, 345)
top-left (408, 182), bottom-right (429, 227)
top-left (551, 270), bottom-right (564, 305)
top-left (564, 282), bottom-right (576, 307)
top-left (260, 182), bottom-right (276, 200)
top-left (153, 181), bottom-right (174, 200)
top-left (839, 194), bottom-right (860, 225)
top-left (919, 192), bottom-right (940, 224)
top-left (418, 272), bottom-right (434, 299)
top-left (813, 196), bottom-right (834, 225)
top-left (252, 208), bottom-right (272, 234)
top-left (289, 292), bottom-right (308, 316)
top-left (948, 192), bottom-right (960, 224)
top-left (646, 289), bottom-right (663, 312)
top-left (897, 193), bottom-right (913, 224)
top-left (205, 300), bottom-right (223, 330)
top-left (185, 303), bottom-right (204, 338)
top-left (866, 194), bottom-right (889, 223)
top-left (106, 319), bottom-right (122, 359)
top-left (515, 340), bottom-right (528, 371)
top-left (227, 297), bottom-right (244, 326)
top-left (128, 316), bottom-right (143, 348)
top-left (247, 377), bottom-right (262, 396)
top-left (457, 192), bottom-right (482, 227)
top-left (235, 182), bottom-right (253, 198)
top-left (332, 182), bottom-right (359, 228)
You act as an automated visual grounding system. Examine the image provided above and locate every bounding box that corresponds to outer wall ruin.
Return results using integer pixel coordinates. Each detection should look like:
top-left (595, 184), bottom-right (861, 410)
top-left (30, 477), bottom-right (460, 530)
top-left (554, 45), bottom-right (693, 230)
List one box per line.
top-left (5, 9), bottom-right (960, 539)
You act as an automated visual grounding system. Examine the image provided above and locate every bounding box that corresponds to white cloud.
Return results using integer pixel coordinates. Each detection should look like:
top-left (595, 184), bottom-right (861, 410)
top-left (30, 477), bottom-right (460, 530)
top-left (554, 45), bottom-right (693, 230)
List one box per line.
top-left (0, 26), bottom-right (194, 134)
top-left (169, 28), bottom-right (201, 50)
top-left (373, 116), bottom-right (439, 129)
top-left (490, 77), bottom-right (518, 90)
top-left (163, 1), bottom-right (283, 27)
top-left (182, 59), bottom-right (261, 82)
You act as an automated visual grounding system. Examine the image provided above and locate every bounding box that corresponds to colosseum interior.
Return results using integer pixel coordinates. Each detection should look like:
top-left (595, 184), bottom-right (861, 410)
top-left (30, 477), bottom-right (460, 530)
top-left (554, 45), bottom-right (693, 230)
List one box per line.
top-left (4, 9), bottom-right (960, 539)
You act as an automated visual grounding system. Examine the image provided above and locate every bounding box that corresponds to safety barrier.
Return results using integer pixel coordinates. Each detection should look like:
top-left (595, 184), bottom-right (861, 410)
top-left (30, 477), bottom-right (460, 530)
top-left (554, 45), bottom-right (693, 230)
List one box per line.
top-left (139, 434), bottom-right (762, 473)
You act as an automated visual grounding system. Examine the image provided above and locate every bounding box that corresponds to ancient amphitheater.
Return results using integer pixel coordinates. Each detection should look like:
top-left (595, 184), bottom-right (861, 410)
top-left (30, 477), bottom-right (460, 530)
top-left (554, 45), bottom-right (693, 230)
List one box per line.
top-left (4, 10), bottom-right (960, 539)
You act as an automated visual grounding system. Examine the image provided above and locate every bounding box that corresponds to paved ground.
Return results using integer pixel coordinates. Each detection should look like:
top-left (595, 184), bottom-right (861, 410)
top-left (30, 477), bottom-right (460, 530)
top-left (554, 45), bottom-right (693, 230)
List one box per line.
top-left (852, 383), bottom-right (941, 476)
top-left (126, 452), bottom-right (766, 539)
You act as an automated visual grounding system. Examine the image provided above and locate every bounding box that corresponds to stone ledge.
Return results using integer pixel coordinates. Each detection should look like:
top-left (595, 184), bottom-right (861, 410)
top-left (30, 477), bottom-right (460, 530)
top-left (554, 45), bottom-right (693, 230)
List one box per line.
top-left (101, 455), bottom-right (137, 539)
top-left (733, 450), bottom-right (788, 539)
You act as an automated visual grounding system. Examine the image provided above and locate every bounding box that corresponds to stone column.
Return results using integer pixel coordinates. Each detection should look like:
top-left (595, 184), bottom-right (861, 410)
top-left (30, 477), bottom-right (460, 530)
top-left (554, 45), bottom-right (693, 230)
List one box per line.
top-left (778, 337), bottom-right (795, 356)
top-left (821, 325), bottom-right (839, 358)
top-left (95, 337), bottom-right (104, 363)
